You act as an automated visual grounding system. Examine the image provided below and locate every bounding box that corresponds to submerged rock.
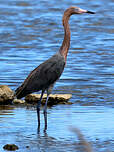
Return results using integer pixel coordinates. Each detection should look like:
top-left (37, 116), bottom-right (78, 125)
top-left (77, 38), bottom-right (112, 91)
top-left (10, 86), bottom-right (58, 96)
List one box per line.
top-left (3, 144), bottom-right (19, 151)
top-left (0, 85), bottom-right (14, 104)
top-left (25, 94), bottom-right (72, 105)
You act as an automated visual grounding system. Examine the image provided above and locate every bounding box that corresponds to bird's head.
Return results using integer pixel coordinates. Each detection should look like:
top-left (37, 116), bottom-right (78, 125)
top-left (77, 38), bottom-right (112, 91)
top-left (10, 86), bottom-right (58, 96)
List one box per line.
top-left (65, 6), bottom-right (95, 15)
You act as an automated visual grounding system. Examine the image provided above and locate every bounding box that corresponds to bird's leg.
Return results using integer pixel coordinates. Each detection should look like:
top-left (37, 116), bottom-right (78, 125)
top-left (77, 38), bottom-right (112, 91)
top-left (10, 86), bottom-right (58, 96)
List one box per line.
top-left (37, 90), bottom-right (45, 130)
top-left (43, 94), bottom-right (49, 132)
top-left (43, 85), bottom-right (53, 132)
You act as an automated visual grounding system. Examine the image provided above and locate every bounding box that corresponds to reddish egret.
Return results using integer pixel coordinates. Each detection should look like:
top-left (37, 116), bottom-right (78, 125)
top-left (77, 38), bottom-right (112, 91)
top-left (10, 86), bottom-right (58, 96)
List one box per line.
top-left (15, 6), bottom-right (95, 131)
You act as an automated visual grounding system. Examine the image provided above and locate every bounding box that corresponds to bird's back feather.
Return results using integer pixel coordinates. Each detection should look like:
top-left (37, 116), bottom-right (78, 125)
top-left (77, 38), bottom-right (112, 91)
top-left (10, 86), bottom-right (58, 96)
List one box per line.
top-left (15, 52), bottom-right (65, 99)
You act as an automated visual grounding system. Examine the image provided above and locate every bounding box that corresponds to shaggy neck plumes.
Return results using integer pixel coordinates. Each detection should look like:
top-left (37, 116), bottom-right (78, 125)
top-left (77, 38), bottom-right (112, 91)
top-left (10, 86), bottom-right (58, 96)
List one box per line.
top-left (59, 10), bottom-right (72, 61)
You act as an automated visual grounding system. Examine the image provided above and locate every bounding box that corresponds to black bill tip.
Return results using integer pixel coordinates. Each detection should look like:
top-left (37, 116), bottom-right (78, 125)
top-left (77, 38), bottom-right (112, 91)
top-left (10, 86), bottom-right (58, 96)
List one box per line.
top-left (87, 10), bottom-right (95, 14)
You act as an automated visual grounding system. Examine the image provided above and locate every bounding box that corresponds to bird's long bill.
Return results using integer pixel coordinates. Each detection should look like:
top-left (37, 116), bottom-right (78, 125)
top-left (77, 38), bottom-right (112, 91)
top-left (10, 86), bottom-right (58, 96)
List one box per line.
top-left (86, 10), bottom-right (95, 14)
top-left (78, 8), bottom-right (95, 14)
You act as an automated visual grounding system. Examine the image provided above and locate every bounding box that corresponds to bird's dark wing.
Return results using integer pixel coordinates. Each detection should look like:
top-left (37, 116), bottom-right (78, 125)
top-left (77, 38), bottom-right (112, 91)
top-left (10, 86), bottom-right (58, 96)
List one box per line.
top-left (15, 53), bottom-right (65, 99)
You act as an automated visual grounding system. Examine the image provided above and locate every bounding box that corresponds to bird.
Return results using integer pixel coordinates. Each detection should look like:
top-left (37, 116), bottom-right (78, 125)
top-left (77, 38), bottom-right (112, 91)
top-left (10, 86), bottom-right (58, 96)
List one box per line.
top-left (15, 6), bottom-right (95, 131)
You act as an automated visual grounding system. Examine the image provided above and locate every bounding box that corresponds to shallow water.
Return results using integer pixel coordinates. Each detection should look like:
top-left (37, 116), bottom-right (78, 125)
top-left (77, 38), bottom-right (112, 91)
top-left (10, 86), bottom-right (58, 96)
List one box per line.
top-left (0, 0), bottom-right (114, 151)
top-left (0, 105), bottom-right (114, 151)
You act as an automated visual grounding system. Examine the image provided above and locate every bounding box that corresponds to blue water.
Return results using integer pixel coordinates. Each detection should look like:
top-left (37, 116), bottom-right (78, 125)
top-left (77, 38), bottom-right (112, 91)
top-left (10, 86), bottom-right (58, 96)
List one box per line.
top-left (0, 0), bottom-right (114, 151)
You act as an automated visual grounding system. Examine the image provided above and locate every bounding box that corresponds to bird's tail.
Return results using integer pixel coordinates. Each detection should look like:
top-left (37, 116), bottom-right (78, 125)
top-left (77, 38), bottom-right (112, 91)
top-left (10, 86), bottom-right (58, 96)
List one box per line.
top-left (15, 84), bottom-right (25, 99)
top-left (15, 83), bottom-right (33, 99)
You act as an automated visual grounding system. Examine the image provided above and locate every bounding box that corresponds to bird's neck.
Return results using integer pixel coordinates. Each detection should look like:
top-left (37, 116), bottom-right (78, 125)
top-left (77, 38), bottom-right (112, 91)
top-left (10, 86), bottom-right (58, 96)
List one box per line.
top-left (59, 15), bottom-right (71, 62)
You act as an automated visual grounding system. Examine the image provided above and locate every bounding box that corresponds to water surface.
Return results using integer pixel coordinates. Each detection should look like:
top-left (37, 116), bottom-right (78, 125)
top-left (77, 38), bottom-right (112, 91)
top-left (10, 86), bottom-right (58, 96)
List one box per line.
top-left (0, 0), bottom-right (114, 151)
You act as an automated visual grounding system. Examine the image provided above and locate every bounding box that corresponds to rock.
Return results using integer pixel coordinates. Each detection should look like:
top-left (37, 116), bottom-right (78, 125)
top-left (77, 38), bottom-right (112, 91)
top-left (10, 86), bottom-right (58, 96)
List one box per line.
top-left (26, 145), bottom-right (30, 148)
top-left (13, 99), bottom-right (25, 104)
top-left (0, 85), bottom-right (14, 104)
top-left (25, 94), bottom-right (72, 105)
top-left (3, 144), bottom-right (19, 151)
